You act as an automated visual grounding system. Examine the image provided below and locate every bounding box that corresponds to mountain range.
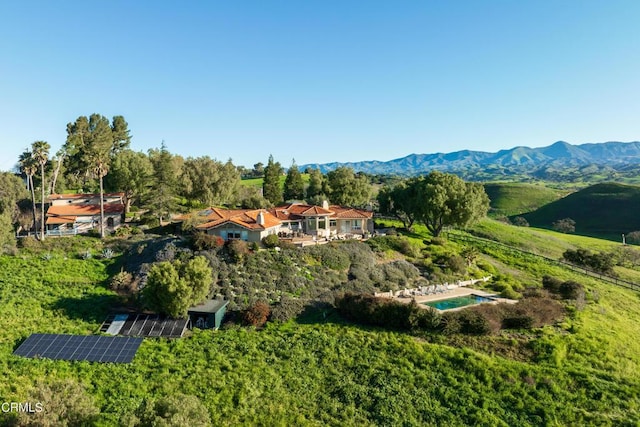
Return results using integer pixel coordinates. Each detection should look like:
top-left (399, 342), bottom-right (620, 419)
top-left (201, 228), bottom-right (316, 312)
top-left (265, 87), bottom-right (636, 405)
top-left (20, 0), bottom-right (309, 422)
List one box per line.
top-left (299, 141), bottom-right (640, 176)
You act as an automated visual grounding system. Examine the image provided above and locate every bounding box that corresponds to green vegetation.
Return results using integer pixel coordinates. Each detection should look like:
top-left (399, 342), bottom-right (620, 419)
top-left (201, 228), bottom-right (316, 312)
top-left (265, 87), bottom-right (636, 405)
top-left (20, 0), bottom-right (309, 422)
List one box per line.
top-left (142, 256), bottom-right (212, 318)
top-left (521, 182), bottom-right (640, 239)
top-left (378, 171), bottom-right (489, 236)
top-left (483, 182), bottom-right (568, 217)
top-left (2, 225), bottom-right (640, 424)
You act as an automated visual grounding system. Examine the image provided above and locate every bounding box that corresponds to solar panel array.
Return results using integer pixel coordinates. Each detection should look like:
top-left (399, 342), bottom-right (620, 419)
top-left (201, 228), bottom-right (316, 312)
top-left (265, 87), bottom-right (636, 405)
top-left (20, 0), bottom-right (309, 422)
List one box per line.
top-left (14, 334), bottom-right (142, 363)
top-left (101, 314), bottom-right (189, 338)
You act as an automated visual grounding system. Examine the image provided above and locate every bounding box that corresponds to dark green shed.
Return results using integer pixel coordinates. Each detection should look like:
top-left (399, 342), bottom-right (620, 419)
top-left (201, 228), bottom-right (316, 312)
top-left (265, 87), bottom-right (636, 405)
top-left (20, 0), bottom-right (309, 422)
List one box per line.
top-left (188, 299), bottom-right (229, 330)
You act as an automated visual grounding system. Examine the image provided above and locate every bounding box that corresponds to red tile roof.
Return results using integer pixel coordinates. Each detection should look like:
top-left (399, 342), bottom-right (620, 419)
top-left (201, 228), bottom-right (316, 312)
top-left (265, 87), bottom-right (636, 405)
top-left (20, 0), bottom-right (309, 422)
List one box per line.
top-left (196, 208), bottom-right (281, 231)
top-left (271, 203), bottom-right (373, 220)
top-left (270, 203), bottom-right (333, 220)
top-left (48, 193), bottom-right (124, 201)
top-left (46, 216), bottom-right (76, 225)
top-left (46, 204), bottom-right (124, 217)
top-left (328, 205), bottom-right (374, 219)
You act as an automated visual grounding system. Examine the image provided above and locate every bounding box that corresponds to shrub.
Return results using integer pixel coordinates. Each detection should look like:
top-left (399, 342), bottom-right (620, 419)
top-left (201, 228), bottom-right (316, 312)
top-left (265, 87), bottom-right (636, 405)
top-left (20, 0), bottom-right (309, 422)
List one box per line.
top-left (542, 275), bottom-right (563, 293)
top-left (559, 280), bottom-right (585, 300)
top-left (110, 270), bottom-right (134, 291)
top-left (270, 296), bottom-right (307, 322)
top-left (552, 218), bottom-right (575, 233)
top-left (17, 236), bottom-right (40, 249)
top-left (456, 309), bottom-right (492, 335)
top-left (115, 225), bottom-right (142, 237)
top-left (241, 300), bottom-right (271, 327)
top-left (428, 237), bottom-right (446, 246)
top-left (226, 240), bottom-right (249, 263)
top-left (440, 312), bottom-right (462, 335)
top-left (516, 297), bottom-right (564, 327)
top-left (307, 245), bottom-right (350, 270)
top-left (336, 293), bottom-right (434, 332)
top-left (562, 249), bottom-right (615, 275)
top-left (192, 232), bottom-right (224, 251)
top-left (500, 286), bottom-right (521, 300)
top-left (40, 252), bottom-right (53, 261)
top-left (130, 394), bottom-right (211, 427)
top-left (512, 216), bottom-right (529, 227)
top-left (18, 379), bottom-right (99, 427)
top-left (445, 255), bottom-right (467, 275)
top-left (262, 234), bottom-right (280, 248)
top-left (410, 306), bottom-right (441, 331)
top-left (626, 230), bottom-right (640, 244)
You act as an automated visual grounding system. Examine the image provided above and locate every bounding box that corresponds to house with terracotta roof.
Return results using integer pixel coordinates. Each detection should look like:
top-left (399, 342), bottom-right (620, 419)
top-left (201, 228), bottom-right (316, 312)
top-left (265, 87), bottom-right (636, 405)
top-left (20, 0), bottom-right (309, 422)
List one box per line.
top-left (191, 201), bottom-right (374, 243)
top-left (270, 201), bottom-right (374, 238)
top-left (46, 193), bottom-right (125, 235)
top-left (194, 208), bottom-right (281, 242)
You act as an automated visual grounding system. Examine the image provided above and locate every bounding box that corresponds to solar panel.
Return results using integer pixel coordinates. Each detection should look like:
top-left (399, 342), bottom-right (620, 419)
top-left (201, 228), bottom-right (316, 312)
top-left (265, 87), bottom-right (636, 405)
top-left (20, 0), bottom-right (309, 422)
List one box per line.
top-left (14, 334), bottom-right (143, 363)
top-left (101, 314), bottom-right (189, 338)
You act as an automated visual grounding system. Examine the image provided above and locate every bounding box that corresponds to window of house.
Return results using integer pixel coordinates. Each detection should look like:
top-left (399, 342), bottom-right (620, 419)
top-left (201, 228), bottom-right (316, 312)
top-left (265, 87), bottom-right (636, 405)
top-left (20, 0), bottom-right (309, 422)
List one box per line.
top-left (329, 220), bottom-right (337, 227)
top-left (318, 218), bottom-right (326, 229)
top-left (352, 220), bottom-right (361, 230)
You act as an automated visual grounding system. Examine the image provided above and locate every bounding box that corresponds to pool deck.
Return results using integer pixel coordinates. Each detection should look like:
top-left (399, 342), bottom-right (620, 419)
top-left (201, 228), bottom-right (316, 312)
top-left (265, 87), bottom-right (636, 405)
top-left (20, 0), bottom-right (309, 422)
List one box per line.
top-left (393, 287), bottom-right (517, 310)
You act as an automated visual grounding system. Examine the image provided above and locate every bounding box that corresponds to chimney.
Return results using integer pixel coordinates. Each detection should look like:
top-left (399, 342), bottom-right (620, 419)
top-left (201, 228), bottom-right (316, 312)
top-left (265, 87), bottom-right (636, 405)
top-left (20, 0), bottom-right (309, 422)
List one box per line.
top-left (256, 211), bottom-right (265, 226)
top-left (322, 200), bottom-right (329, 210)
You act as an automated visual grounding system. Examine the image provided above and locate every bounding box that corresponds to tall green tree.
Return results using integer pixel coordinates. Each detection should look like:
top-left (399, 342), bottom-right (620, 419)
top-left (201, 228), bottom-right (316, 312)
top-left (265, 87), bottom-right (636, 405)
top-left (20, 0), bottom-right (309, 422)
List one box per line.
top-left (0, 172), bottom-right (28, 250)
top-left (377, 179), bottom-right (421, 229)
top-left (18, 149), bottom-right (38, 237)
top-left (143, 256), bottom-right (212, 318)
top-left (147, 142), bottom-right (179, 223)
top-left (104, 149), bottom-right (152, 213)
top-left (305, 168), bottom-right (325, 201)
top-left (65, 114), bottom-right (131, 237)
top-left (179, 156), bottom-right (241, 206)
top-left (283, 159), bottom-right (304, 201)
top-left (326, 167), bottom-right (372, 207)
top-left (414, 171), bottom-right (489, 237)
top-left (31, 141), bottom-right (50, 240)
top-left (262, 155), bottom-right (283, 205)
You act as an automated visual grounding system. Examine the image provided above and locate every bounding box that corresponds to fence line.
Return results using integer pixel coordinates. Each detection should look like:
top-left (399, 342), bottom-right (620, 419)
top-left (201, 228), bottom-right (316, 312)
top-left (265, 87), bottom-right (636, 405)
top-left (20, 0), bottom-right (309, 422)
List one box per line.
top-left (445, 231), bottom-right (640, 293)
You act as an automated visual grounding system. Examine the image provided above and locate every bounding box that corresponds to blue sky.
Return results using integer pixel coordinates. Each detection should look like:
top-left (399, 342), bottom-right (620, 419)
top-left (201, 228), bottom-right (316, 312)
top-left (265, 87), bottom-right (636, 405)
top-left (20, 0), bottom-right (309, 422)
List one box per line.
top-left (1, 1), bottom-right (639, 171)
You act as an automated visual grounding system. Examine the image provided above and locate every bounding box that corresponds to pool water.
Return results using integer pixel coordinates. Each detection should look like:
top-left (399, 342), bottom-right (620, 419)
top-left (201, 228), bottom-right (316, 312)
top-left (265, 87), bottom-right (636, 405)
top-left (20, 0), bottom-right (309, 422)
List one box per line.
top-left (423, 295), bottom-right (493, 310)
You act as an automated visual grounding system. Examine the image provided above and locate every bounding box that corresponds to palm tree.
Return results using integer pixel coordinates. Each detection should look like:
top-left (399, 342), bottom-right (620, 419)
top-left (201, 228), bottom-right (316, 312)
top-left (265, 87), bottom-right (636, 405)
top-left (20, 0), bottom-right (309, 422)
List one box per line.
top-left (31, 141), bottom-right (50, 240)
top-left (86, 151), bottom-right (109, 238)
top-left (18, 150), bottom-right (38, 238)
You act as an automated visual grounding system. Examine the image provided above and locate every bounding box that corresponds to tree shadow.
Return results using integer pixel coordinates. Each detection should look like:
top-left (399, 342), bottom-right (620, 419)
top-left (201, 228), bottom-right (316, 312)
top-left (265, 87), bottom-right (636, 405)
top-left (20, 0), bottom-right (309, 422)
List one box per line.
top-left (50, 294), bottom-right (123, 324)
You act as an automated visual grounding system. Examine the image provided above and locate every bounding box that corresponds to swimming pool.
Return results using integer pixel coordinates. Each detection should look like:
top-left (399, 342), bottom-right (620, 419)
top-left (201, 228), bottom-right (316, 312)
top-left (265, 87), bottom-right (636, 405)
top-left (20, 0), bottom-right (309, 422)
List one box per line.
top-left (423, 294), bottom-right (494, 311)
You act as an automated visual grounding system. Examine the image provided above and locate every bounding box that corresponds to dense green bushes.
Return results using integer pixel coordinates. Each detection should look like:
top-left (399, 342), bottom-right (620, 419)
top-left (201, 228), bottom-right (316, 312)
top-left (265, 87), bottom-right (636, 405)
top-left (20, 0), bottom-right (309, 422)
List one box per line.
top-left (337, 291), bottom-right (565, 336)
top-left (335, 293), bottom-right (441, 332)
top-left (562, 248), bottom-right (615, 275)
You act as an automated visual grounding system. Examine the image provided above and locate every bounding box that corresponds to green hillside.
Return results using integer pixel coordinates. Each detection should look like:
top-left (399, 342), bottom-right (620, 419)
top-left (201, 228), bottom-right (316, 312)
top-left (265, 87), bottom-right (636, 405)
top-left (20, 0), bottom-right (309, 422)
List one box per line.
top-left (483, 183), bottom-right (568, 217)
top-left (521, 182), bottom-right (640, 238)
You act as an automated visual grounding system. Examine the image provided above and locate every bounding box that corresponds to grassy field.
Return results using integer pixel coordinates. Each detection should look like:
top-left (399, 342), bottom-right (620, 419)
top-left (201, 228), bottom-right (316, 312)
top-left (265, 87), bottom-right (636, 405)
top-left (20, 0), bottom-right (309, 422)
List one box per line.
top-left (483, 183), bottom-right (569, 217)
top-left (2, 232), bottom-right (640, 424)
top-left (240, 174), bottom-right (310, 191)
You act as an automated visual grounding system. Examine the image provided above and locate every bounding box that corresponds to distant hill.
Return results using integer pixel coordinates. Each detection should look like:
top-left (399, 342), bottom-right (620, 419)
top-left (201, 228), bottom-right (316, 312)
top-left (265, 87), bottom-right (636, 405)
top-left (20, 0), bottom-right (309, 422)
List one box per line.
top-left (520, 183), bottom-right (640, 238)
top-left (483, 183), bottom-right (568, 217)
top-left (300, 141), bottom-right (640, 178)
